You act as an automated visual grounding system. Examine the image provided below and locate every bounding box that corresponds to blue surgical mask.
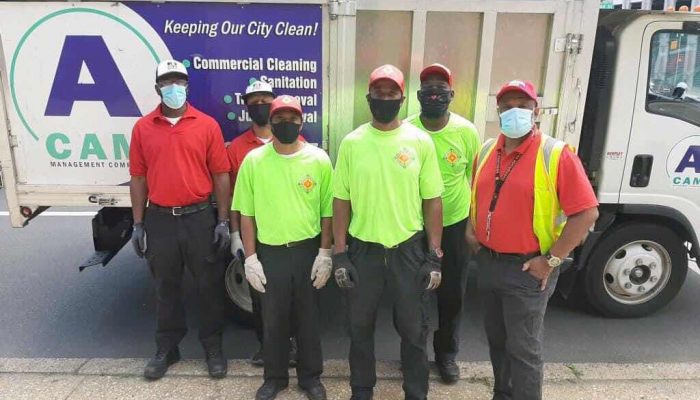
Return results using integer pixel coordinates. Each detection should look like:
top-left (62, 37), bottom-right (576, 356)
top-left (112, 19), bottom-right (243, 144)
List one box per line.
top-left (161, 84), bottom-right (187, 109)
top-left (499, 107), bottom-right (534, 138)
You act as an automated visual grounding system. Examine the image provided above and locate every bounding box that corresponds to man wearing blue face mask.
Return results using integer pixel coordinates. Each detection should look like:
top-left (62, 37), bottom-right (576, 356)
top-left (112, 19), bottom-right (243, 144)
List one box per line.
top-left (129, 59), bottom-right (232, 381)
top-left (466, 80), bottom-right (599, 400)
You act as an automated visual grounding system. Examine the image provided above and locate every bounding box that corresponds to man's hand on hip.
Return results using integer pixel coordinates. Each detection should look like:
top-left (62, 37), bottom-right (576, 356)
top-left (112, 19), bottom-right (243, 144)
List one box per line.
top-left (522, 256), bottom-right (553, 291)
top-left (332, 252), bottom-right (358, 289)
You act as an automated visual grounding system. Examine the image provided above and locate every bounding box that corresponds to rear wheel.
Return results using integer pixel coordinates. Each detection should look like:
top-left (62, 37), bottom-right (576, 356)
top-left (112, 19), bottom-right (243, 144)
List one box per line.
top-left (583, 222), bottom-right (688, 317)
top-left (224, 257), bottom-right (254, 326)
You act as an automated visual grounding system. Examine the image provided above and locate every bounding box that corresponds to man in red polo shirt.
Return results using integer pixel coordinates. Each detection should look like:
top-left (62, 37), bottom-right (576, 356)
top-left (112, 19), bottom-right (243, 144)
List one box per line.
top-left (467, 80), bottom-right (598, 400)
top-left (129, 59), bottom-right (232, 381)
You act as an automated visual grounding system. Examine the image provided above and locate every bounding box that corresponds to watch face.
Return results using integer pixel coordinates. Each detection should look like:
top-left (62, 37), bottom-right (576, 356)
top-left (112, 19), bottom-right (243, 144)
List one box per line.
top-left (547, 255), bottom-right (562, 267)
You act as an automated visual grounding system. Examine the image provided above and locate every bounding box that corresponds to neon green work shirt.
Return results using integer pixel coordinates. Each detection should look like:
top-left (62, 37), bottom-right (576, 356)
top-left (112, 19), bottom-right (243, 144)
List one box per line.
top-left (407, 112), bottom-right (481, 226)
top-left (232, 143), bottom-right (333, 246)
top-left (333, 122), bottom-right (444, 248)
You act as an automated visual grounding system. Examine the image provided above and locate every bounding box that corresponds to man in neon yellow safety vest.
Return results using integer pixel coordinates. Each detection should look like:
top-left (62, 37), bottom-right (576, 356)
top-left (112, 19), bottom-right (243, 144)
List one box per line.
top-left (466, 80), bottom-right (599, 400)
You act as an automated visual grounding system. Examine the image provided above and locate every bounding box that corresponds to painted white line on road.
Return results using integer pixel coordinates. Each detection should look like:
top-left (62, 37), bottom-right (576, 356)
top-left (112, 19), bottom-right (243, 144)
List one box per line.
top-left (0, 211), bottom-right (96, 217)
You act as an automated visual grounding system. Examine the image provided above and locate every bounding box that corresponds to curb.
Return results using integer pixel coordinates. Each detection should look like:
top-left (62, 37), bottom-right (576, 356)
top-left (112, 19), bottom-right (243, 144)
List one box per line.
top-left (2, 358), bottom-right (700, 382)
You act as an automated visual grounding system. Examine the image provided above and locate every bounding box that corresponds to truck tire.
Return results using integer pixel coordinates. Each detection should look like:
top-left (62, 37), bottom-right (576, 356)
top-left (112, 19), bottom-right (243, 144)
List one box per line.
top-left (583, 222), bottom-right (687, 318)
top-left (224, 257), bottom-right (254, 326)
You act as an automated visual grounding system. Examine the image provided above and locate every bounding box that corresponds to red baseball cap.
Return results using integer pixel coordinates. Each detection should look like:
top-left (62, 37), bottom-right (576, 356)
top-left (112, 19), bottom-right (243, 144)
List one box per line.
top-left (369, 64), bottom-right (405, 94)
top-left (496, 80), bottom-right (538, 105)
top-left (270, 95), bottom-right (302, 117)
top-left (420, 63), bottom-right (452, 87)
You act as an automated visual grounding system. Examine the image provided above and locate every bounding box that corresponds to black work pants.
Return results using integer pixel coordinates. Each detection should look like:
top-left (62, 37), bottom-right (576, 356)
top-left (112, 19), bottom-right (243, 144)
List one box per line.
top-left (477, 248), bottom-right (559, 400)
top-left (144, 206), bottom-right (226, 352)
top-left (433, 218), bottom-right (469, 361)
top-left (256, 237), bottom-right (323, 387)
top-left (346, 233), bottom-right (432, 400)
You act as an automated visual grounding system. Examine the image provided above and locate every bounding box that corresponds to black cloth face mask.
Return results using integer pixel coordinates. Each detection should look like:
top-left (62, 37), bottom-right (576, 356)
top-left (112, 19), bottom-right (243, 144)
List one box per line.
top-left (417, 89), bottom-right (451, 119)
top-left (247, 103), bottom-right (271, 126)
top-left (271, 121), bottom-right (301, 144)
top-left (367, 95), bottom-right (402, 124)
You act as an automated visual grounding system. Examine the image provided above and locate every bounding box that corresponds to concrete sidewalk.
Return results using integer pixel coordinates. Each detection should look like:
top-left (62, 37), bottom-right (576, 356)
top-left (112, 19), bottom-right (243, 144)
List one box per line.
top-left (1, 358), bottom-right (700, 400)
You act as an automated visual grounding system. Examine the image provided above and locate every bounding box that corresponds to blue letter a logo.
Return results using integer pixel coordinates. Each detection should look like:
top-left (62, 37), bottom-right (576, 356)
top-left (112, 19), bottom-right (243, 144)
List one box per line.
top-left (45, 35), bottom-right (141, 117)
top-left (675, 146), bottom-right (700, 173)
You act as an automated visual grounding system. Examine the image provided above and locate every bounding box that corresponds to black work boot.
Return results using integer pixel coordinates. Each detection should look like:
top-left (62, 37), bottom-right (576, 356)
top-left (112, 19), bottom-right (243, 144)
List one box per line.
top-left (255, 380), bottom-right (288, 400)
top-left (206, 348), bottom-right (228, 379)
top-left (144, 346), bottom-right (181, 380)
top-left (289, 337), bottom-right (298, 368)
top-left (436, 357), bottom-right (460, 384)
top-left (350, 386), bottom-right (373, 400)
top-left (299, 381), bottom-right (327, 400)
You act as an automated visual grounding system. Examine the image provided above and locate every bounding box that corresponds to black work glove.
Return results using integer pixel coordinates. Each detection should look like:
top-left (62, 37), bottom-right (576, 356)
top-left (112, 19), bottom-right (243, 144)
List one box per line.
top-left (131, 223), bottom-right (146, 258)
top-left (213, 220), bottom-right (232, 254)
top-left (332, 252), bottom-right (359, 289)
top-left (418, 251), bottom-right (442, 290)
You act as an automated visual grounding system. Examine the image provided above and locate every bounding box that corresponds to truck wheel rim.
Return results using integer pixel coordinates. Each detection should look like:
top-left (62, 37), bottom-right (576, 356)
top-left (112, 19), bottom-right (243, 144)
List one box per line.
top-left (602, 240), bottom-right (672, 306)
top-left (225, 258), bottom-right (253, 313)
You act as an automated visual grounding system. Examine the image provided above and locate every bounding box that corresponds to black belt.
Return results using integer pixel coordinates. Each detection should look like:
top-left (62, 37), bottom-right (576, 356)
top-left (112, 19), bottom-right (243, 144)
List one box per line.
top-left (351, 231), bottom-right (424, 251)
top-left (258, 236), bottom-right (318, 248)
top-left (149, 200), bottom-right (210, 216)
top-left (480, 246), bottom-right (540, 263)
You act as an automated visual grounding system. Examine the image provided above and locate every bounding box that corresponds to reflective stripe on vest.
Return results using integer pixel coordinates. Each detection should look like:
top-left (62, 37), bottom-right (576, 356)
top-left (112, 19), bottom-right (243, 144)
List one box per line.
top-left (470, 134), bottom-right (567, 254)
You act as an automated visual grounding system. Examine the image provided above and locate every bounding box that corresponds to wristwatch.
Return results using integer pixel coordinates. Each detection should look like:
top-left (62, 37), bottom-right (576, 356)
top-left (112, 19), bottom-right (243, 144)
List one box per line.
top-left (429, 248), bottom-right (444, 259)
top-left (544, 253), bottom-right (563, 268)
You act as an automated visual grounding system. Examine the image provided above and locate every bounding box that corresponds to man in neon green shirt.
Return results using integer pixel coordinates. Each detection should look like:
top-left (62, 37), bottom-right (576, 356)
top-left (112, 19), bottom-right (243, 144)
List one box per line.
top-left (332, 64), bottom-right (444, 400)
top-left (233, 95), bottom-right (332, 400)
top-left (406, 63), bottom-right (481, 383)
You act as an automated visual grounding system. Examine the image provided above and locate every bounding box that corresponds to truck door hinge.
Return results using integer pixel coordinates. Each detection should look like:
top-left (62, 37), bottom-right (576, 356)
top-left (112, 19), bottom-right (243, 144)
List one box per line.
top-left (9, 134), bottom-right (18, 148)
top-left (329, 0), bottom-right (356, 20)
top-left (555, 34), bottom-right (583, 54)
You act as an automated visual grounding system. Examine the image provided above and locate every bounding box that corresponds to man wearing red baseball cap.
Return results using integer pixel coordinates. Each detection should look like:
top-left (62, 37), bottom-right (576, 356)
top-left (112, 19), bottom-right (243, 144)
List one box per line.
top-left (407, 63), bottom-right (481, 383)
top-left (332, 64), bottom-right (444, 400)
top-left (233, 95), bottom-right (333, 400)
top-left (467, 80), bottom-right (598, 400)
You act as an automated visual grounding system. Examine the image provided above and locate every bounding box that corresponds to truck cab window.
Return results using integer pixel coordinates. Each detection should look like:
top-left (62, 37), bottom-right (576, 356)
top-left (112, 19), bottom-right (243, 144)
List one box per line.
top-left (647, 31), bottom-right (700, 127)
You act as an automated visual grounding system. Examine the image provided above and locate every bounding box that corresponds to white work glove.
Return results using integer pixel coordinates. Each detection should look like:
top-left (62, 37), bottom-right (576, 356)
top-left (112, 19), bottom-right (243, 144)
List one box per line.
top-left (310, 248), bottom-right (333, 289)
top-left (244, 254), bottom-right (267, 293)
top-left (230, 231), bottom-right (245, 260)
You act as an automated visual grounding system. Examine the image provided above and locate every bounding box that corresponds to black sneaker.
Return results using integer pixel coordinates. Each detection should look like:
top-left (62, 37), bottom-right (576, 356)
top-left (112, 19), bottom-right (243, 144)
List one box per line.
top-left (255, 380), bottom-right (288, 400)
top-left (250, 347), bottom-right (264, 367)
top-left (144, 347), bottom-right (181, 380)
top-left (289, 337), bottom-right (298, 368)
top-left (436, 357), bottom-right (460, 384)
top-left (206, 349), bottom-right (227, 379)
top-left (299, 381), bottom-right (327, 400)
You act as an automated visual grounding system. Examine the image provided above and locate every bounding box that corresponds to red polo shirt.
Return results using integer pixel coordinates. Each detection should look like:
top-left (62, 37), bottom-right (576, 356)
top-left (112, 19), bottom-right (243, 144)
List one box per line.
top-left (129, 104), bottom-right (231, 207)
top-left (473, 131), bottom-right (598, 254)
top-left (226, 129), bottom-right (307, 187)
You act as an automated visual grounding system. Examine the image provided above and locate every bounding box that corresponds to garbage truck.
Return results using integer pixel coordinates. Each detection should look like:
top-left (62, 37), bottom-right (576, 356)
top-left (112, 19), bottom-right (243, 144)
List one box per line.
top-left (1, 0), bottom-right (699, 319)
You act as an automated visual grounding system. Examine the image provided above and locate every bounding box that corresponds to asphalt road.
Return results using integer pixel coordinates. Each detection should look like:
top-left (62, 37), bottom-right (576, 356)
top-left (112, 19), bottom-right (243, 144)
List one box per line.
top-left (2, 189), bottom-right (700, 363)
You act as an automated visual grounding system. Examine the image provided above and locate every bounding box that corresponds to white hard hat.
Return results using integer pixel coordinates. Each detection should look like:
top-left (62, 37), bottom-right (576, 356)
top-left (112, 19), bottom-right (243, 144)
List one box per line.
top-left (243, 79), bottom-right (274, 100)
top-left (156, 59), bottom-right (188, 82)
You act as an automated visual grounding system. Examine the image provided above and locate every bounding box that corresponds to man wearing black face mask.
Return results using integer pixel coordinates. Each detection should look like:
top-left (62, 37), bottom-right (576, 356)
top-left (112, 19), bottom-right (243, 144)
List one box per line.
top-left (233, 95), bottom-right (333, 400)
top-left (226, 80), bottom-right (301, 367)
top-left (332, 64), bottom-right (444, 400)
top-left (406, 64), bottom-right (481, 383)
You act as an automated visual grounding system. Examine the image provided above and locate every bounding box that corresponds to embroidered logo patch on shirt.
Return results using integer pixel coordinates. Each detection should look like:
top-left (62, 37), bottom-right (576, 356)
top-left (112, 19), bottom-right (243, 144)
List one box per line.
top-left (298, 175), bottom-right (316, 193)
top-left (444, 148), bottom-right (461, 166)
top-left (395, 147), bottom-right (416, 168)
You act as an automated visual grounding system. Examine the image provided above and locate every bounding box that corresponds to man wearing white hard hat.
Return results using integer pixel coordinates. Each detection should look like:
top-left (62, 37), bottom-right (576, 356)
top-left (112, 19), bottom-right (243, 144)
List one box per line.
top-left (129, 59), bottom-right (232, 380)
